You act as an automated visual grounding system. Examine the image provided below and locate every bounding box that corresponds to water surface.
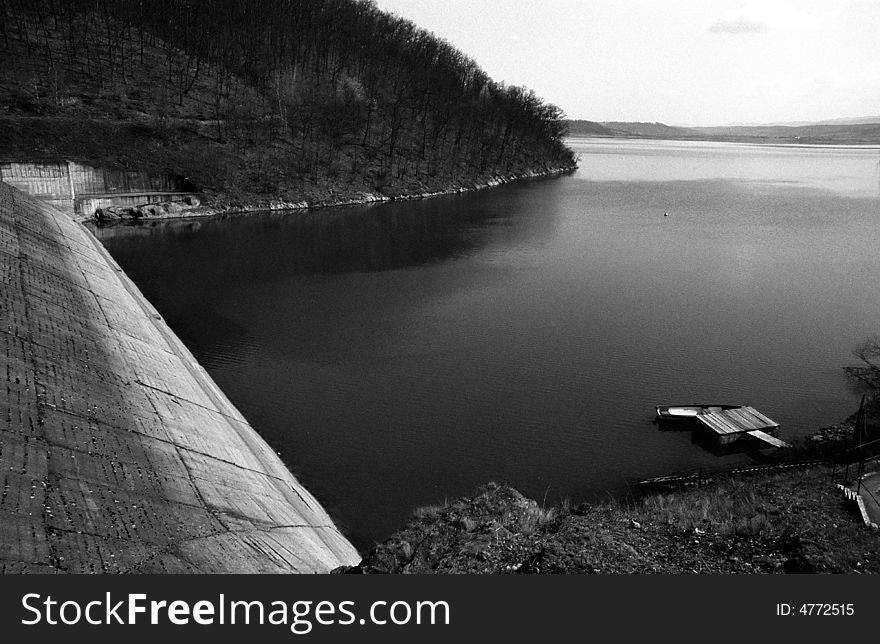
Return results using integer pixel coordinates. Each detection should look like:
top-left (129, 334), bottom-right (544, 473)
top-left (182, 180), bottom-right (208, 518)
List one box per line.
top-left (96, 138), bottom-right (880, 548)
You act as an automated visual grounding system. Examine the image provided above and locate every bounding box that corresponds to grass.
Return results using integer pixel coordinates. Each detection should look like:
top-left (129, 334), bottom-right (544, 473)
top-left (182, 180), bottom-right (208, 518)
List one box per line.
top-left (643, 486), bottom-right (773, 535)
top-left (348, 466), bottom-right (880, 574)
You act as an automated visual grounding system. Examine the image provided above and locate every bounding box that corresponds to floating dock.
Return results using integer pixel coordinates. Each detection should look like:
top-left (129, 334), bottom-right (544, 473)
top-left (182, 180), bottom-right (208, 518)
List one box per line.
top-left (656, 403), bottom-right (790, 449)
top-left (695, 406), bottom-right (789, 448)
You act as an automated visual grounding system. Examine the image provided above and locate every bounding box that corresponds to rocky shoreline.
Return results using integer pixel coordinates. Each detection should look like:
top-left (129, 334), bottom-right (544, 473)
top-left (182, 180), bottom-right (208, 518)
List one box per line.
top-left (92, 165), bottom-right (577, 224)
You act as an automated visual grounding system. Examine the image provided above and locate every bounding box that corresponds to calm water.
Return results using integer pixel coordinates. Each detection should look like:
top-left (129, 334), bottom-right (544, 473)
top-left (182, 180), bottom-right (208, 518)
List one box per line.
top-left (96, 138), bottom-right (880, 549)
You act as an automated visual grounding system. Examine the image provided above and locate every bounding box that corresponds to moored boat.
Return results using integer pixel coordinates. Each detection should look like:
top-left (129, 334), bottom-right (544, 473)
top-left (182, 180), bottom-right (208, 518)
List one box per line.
top-left (655, 404), bottom-right (739, 419)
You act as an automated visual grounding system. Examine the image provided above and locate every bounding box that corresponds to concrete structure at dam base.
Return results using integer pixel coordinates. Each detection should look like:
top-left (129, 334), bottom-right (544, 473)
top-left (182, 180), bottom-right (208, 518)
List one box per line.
top-left (0, 180), bottom-right (360, 573)
top-left (0, 161), bottom-right (196, 218)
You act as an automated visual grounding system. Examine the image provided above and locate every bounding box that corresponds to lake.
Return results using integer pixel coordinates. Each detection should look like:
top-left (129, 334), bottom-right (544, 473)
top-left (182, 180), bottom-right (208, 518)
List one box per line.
top-left (95, 138), bottom-right (880, 549)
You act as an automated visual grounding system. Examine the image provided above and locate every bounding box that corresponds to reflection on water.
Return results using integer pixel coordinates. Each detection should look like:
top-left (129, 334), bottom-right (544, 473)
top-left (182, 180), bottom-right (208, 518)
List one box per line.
top-left (96, 203), bottom-right (493, 277)
top-left (97, 138), bottom-right (880, 548)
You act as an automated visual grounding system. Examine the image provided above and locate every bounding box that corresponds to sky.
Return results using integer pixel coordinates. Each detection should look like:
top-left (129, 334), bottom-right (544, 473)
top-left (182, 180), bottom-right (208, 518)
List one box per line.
top-left (372, 0), bottom-right (880, 126)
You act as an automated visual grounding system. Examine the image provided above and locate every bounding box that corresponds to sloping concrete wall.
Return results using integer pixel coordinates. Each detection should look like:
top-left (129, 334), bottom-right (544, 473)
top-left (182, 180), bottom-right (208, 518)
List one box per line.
top-left (0, 181), bottom-right (361, 573)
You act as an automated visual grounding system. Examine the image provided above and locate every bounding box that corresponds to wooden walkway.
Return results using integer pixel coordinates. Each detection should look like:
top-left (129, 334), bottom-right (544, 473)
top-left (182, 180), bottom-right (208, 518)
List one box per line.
top-left (745, 429), bottom-right (790, 448)
top-left (1, 181), bottom-right (360, 573)
top-left (857, 470), bottom-right (880, 527)
top-left (638, 459), bottom-right (824, 491)
top-left (839, 463), bottom-right (880, 530)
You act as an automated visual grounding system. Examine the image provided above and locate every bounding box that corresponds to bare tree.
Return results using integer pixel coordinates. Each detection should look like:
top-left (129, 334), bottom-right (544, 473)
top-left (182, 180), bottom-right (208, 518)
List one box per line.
top-left (845, 336), bottom-right (880, 392)
top-left (3, 0), bottom-right (576, 193)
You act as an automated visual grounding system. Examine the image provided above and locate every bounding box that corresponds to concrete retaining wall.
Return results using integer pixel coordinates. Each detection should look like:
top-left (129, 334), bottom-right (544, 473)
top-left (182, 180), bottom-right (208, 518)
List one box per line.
top-left (0, 180), bottom-right (360, 573)
top-left (0, 162), bottom-right (75, 214)
top-left (0, 162), bottom-right (194, 217)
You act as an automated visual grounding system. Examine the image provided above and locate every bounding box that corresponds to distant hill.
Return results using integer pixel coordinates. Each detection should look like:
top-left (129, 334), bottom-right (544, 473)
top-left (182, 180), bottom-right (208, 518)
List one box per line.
top-left (565, 120), bottom-right (700, 140)
top-left (782, 116), bottom-right (880, 127)
top-left (690, 123), bottom-right (880, 144)
top-left (728, 116), bottom-right (880, 127)
top-left (565, 120), bottom-right (617, 137)
top-left (813, 116), bottom-right (880, 126)
top-left (565, 118), bottom-right (880, 145)
top-left (600, 121), bottom-right (701, 139)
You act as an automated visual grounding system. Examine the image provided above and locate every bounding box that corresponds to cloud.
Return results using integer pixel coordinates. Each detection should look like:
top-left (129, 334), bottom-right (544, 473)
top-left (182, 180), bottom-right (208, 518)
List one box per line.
top-left (709, 17), bottom-right (769, 34)
top-left (708, 1), bottom-right (824, 36)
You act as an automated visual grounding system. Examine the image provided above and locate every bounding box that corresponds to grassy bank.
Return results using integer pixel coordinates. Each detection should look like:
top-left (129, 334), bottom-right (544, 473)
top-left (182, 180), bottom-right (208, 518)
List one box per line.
top-left (347, 462), bottom-right (878, 574)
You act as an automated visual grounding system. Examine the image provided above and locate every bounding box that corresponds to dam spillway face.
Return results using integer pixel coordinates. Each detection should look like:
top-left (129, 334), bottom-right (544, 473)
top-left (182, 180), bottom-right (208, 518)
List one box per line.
top-left (0, 181), bottom-right (360, 573)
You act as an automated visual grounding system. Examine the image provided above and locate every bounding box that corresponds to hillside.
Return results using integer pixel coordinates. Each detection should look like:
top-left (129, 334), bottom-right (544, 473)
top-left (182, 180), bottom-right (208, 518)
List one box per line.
top-left (0, 1), bottom-right (576, 207)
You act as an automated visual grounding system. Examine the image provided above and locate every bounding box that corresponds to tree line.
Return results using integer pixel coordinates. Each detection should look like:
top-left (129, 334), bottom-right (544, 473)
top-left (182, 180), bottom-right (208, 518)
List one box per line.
top-left (1, 0), bottom-right (574, 191)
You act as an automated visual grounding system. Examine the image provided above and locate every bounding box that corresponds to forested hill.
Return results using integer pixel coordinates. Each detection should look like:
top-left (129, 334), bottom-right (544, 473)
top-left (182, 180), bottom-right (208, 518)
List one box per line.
top-left (0, 0), bottom-right (575, 205)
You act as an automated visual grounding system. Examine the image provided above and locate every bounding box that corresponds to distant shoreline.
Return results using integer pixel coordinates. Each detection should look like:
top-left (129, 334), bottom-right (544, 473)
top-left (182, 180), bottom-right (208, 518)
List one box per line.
top-left (565, 134), bottom-right (880, 149)
top-left (566, 119), bottom-right (880, 146)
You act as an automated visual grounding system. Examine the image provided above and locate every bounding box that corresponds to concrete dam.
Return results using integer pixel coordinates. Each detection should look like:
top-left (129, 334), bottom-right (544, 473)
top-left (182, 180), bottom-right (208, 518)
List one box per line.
top-left (0, 180), bottom-right (360, 573)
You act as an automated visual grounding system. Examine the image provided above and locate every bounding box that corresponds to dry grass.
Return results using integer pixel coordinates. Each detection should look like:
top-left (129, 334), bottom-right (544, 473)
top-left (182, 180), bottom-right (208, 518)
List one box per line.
top-left (516, 505), bottom-right (557, 537)
top-left (642, 486), bottom-right (772, 536)
top-left (352, 467), bottom-right (880, 574)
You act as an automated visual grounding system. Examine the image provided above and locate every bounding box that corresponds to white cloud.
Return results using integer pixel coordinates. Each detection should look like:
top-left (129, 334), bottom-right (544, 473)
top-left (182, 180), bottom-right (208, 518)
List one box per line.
top-left (708, 1), bottom-right (824, 35)
top-left (709, 17), bottom-right (769, 33)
